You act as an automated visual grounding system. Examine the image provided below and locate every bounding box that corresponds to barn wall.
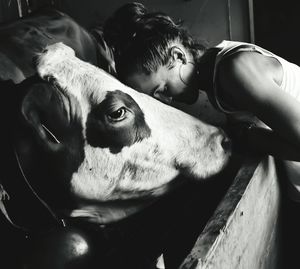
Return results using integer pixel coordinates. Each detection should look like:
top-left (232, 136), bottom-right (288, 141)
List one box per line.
top-left (0, 0), bottom-right (253, 46)
top-left (57, 0), bottom-right (253, 47)
top-left (0, 0), bottom-right (21, 22)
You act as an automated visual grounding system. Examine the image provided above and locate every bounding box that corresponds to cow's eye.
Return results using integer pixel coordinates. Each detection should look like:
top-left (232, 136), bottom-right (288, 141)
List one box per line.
top-left (107, 107), bottom-right (127, 121)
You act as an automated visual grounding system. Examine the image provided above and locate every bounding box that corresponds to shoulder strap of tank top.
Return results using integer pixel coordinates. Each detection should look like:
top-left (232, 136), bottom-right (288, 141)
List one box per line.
top-left (212, 41), bottom-right (258, 115)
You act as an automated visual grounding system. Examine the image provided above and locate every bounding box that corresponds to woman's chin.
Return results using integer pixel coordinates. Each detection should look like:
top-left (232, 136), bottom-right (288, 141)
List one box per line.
top-left (174, 89), bottom-right (199, 105)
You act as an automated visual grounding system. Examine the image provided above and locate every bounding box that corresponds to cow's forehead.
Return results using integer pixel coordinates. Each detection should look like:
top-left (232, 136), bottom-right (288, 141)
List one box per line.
top-left (89, 69), bottom-right (143, 102)
top-left (37, 42), bottom-right (145, 105)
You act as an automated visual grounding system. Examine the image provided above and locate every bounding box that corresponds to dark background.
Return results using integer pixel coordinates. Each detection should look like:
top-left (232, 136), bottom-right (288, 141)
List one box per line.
top-left (253, 0), bottom-right (300, 65)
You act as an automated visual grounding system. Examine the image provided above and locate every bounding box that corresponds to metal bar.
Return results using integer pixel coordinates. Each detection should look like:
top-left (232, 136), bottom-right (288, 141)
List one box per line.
top-left (248, 0), bottom-right (255, 43)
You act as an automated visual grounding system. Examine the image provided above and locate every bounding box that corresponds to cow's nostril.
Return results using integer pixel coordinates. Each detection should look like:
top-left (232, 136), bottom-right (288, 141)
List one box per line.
top-left (221, 137), bottom-right (232, 151)
top-left (42, 48), bottom-right (48, 54)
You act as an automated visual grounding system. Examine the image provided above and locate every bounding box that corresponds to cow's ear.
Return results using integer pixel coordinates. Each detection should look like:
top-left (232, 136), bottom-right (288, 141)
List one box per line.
top-left (21, 86), bottom-right (63, 152)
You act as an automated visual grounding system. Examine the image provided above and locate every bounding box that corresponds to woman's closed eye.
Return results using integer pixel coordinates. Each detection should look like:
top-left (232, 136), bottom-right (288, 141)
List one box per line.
top-left (153, 86), bottom-right (173, 104)
top-left (153, 86), bottom-right (168, 97)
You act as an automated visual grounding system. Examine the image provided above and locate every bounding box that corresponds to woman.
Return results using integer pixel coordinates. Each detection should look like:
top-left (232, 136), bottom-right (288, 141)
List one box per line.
top-left (103, 2), bottom-right (300, 164)
top-left (103, 3), bottom-right (300, 266)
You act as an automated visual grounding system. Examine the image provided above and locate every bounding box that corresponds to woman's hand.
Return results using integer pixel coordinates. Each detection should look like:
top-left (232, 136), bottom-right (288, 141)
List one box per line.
top-left (226, 119), bottom-right (300, 161)
top-left (226, 120), bottom-right (259, 155)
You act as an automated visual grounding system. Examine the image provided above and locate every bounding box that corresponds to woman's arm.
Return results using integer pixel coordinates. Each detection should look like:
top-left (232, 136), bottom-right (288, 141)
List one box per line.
top-left (219, 51), bottom-right (300, 161)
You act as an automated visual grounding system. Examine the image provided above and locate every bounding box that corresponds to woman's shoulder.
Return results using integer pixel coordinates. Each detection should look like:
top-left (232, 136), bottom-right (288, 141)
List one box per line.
top-left (214, 40), bottom-right (255, 55)
top-left (218, 48), bottom-right (280, 82)
top-left (217, 49), bottom-right (283, 108)
top-left (215, 40), bottom-right (280, 69)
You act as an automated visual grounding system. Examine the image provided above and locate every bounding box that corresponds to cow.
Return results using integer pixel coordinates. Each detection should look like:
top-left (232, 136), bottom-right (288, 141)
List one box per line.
top-left (36, 43), bottom-right (232, 219)
top-left (0, 7), bottom-right (233, 265)
top-left (0, 8), bottom-right (230, 219)
top-left (0, 42), bottom-right (231, 222)
top-left (0, 42), bottom-right (233, 268)
top-left (0, 8), bottom-right (233, 268)
top-left (0, 7), bottom-right (115, 84)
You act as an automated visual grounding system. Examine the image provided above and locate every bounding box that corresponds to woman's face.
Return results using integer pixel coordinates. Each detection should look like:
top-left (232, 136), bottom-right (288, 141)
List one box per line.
top-left (125, 58), bottom-right (199, 105)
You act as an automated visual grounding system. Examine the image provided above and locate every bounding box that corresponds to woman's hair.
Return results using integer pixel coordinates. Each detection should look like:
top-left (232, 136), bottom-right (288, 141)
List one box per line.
top-left (103, 2), bottom-right (206, 80)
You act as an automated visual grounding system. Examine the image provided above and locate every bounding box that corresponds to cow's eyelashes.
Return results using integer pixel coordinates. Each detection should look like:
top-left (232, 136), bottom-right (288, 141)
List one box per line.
top-left (106, 107), bottom-right (127, 122)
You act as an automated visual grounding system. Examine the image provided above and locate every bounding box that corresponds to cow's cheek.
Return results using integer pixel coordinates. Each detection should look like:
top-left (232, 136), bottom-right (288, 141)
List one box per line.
top-left (69, 141), bottom-right (181, 201)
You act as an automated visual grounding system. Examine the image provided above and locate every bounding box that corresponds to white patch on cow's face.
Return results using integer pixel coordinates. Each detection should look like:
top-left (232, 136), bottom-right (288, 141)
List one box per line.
top-left (36, 42), bottom-right (231, 203)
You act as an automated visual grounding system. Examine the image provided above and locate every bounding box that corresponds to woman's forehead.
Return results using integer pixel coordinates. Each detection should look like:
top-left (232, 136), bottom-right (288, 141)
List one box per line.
top-left (125, 68), bottom-right (167, 94)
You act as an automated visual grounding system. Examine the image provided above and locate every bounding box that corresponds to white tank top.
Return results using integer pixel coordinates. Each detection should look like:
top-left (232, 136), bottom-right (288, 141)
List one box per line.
top-left (212, 40), bottom-right (300, 120)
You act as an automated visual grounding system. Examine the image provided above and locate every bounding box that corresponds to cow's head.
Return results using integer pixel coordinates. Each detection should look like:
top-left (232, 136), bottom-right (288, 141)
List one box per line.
top-left (14, 42), bottom-right (231, 223)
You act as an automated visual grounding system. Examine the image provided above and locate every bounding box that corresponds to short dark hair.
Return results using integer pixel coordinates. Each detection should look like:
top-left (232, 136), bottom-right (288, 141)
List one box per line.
top-left (103, 2), bottom-right (206, 80)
